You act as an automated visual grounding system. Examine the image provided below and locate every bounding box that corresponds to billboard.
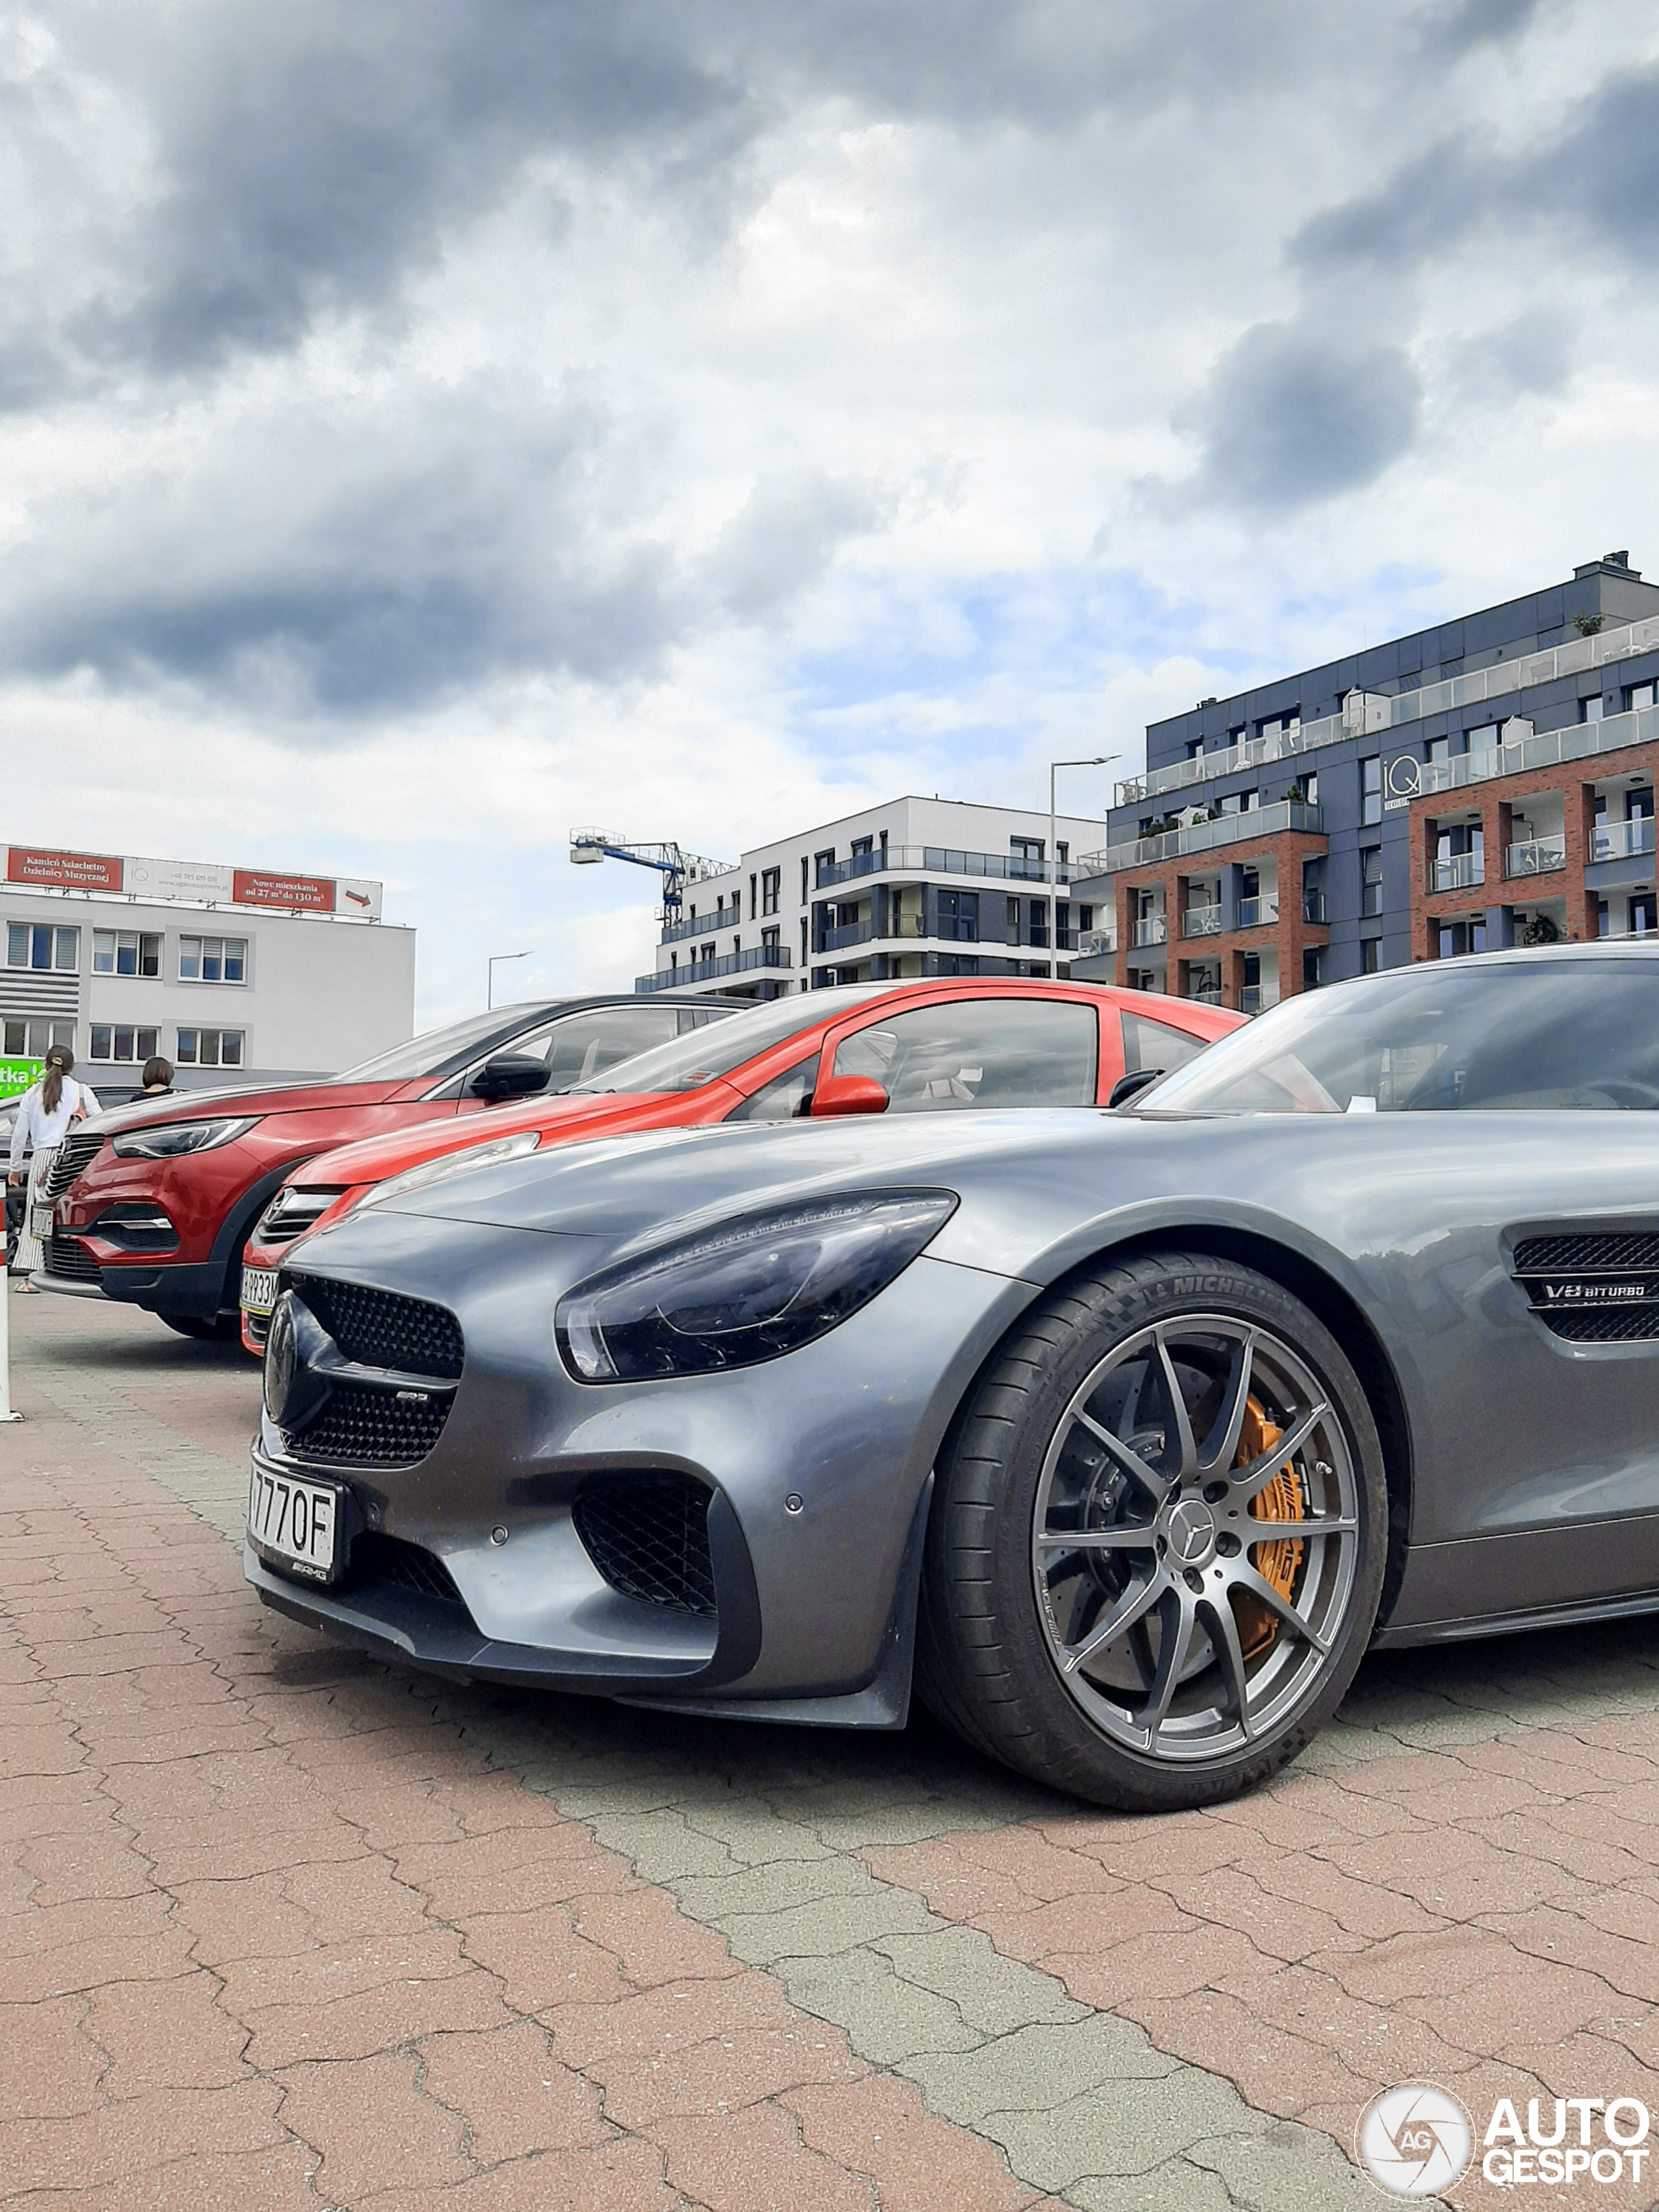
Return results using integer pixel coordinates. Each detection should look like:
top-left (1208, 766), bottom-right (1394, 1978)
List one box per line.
top-left (3, 846), bottom-right (382, 920)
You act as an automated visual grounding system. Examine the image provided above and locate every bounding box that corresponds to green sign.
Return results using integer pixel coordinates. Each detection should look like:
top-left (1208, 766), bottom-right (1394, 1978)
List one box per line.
top-left (0, 1058), bottom-right (42, 1101)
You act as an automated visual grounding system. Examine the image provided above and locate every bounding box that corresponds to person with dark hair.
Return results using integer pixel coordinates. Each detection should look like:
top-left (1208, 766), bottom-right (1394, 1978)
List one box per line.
top-left (131, 1056), bottom-right (174, 1101)
top-left (7, 1045), bottom-right (99, 1292)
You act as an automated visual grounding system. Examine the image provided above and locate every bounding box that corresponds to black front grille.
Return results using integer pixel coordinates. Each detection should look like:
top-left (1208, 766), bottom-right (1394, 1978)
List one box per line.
top-left (44, 1234), bottom-right (101, 1285)
top-left (1542, 1308), bottom-right (1659, 1343)
top-left (289, 1274), bottom-right (463, 1379)
top-left (347, 1532), bottom-right (472, 1614)
top-left (573, 1475), bottom-right (717, 1615)
top-left (1515, 1232), bottom-right (1659, 1275)
top-left (286, 1381), bottom-right (451, 1466)
top-left (44, 1133), bottom-right (106, 1201)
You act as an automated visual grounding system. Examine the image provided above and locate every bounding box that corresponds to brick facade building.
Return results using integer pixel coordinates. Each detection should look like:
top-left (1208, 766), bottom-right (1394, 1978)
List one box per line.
top-left (1071, 555), bottom-right (1659, 1011)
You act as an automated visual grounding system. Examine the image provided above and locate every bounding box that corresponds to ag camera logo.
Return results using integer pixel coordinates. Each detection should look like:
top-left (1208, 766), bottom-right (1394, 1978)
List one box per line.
top-left (1356, 2084), bottom-right (1474, 2197)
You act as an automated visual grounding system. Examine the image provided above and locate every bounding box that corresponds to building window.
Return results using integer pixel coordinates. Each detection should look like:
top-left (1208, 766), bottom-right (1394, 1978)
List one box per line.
top-left (1632, 894), bottom-right (1658, 937)
top-left (1227, 725), bottom-right (1247, 748)
top-left (1437, 919), bottom-right (1487, 959)
top-left (6, 922), bottom-right (78, 971)
top-left (1581, 696), bottom-right (1604, 723)
top-left (1360, 846), bottom-right (1384, 916)
top-left (1218, 790), bottom-right (1259, 815)
top-left (1302, 947), bottom-right (1322, 990)
top-left (1426, 736), bottom-right (1451, 765)
top-left (89, 1025), bottom-right (160, 1064)
top-left (2, 1018), bottom-right (74, 1056)
top-left (93, 930), bottom-right (161, 978)
top-left (1360, 756), bottom-right (1382, 825)
top-left (1467, 722), bottom-right (1500, 755)
top-left (1300, 772), bottom-right (1318, 805)
top-left (178, 935), bottom-right (246, 984)
top-left (1257, 710), bottom-right (1300, 741)
top-left (176, 1028), bottom-right (244, 1068)
top-left (1361, 939), bottom-right (1381, 975)
top-left (1630, 682), bottom-right (1656, 712)
top-left (761, 867), bottom-right (781, 916)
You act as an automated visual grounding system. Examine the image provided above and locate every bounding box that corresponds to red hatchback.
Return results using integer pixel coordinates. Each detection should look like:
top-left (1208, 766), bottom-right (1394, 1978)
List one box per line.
top-left (38, 994), bottom-right (741, 1339)
top-left (238, 979), bottom-right (1242, 1350)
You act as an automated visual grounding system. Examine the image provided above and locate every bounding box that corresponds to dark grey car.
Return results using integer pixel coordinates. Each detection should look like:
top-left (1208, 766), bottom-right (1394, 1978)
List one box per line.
top-left (245, 943), bottom-right (1659, 1809)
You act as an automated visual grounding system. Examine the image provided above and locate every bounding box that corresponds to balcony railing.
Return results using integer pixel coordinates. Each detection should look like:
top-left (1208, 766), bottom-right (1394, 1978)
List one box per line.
top-left (1432, 853), bottom-right (1485, 892)
top-left (1237, 894), bottom-right (1280, 929)
top-left (660, 903), bottom-right (739, 945)
top-left (1077, 802), bottom-right (1324, 883)
top-left (1593, 817), bottom-right (1657, 862)
top-left (1115, 614), bottom-right (1659, 808)
top-left (820, 918), bottom-right (877, 952)
top-left (815, 845), bottom-right (1074, 890)
top-left (637, 945), bottom-right (792, 992)
top-left (1130, 914), bottom-right (1167, 948)
top-left (1238, 984), bottom-right (1278, 1015)
top-left (1078, 928), bottom-right (1117, 957)
top-left (1187, 986), bottom-right (1223, 1005)
top-left (1183, 905), bottom-right (1223, 937)
top-left (1506, 836), bottom-right (1567, 879)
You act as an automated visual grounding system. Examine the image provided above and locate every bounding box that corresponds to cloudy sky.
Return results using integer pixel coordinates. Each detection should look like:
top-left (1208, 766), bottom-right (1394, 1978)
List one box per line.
top-left (4, 0), bottom-right (1656, 1021)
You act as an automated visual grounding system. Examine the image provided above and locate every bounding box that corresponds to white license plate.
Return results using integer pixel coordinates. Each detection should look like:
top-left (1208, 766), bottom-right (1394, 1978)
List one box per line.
top-left (240, 1266), bottom-right (278, 1316)
top-left (29, 1205), bottom-right (53, 1239)
top-left (247, 1464), bottom-right (345, 1582)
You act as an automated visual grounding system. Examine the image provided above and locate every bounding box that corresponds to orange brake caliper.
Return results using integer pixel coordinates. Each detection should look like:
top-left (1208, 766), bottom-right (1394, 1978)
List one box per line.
top-left (1234, 1397), bottom-right (1305, 1661)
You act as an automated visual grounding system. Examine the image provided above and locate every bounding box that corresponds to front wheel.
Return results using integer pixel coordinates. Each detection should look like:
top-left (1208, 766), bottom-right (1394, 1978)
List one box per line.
top-left (918, 1252), bottom-right (1388, 1812)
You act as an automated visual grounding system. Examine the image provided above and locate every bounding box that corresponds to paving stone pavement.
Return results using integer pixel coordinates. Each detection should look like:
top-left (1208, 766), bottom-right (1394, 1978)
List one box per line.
top-left (9, 1294), bottom-right (1659, 2207)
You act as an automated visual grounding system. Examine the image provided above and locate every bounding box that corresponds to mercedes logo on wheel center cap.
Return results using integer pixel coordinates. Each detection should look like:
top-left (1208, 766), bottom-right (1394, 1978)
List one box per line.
top-left (1165, 1496), bottom-right (1217, 1567)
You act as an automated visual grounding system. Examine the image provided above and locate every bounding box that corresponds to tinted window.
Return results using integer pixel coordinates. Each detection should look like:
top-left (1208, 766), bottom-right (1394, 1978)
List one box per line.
top-left (538, 1007), bottom-right (682, 1091)
top-left (832, 998), bottom-right (1097, 1111)
top-left (1121, 1010), bottom-right (1210, 1078)
top-left (338, 1005), bottom-right (564, 1084)
top-left (1142, 961), bottom-right (1659, 1114)
top-left (573, 986), bottom-right (890, 1093)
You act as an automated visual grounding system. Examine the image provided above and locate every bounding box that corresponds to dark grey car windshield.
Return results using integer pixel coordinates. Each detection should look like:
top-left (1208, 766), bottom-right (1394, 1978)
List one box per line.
top-left (1139, 962), bottom-right (1659, 1114)
top-left (573, 986), bottom-right (892, 1094)
top-left (337, 1005), bottom-right (553, 1084)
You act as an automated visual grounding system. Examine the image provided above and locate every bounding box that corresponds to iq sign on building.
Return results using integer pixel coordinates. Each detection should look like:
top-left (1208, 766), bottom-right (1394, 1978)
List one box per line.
top-left (2, 841), bottom-right (413, 1091)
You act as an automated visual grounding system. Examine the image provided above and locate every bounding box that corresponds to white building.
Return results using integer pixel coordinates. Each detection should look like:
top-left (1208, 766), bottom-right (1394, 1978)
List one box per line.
top-left (634, 796), bottom-right (1112, 1001)
top-left (2, 840), bottom-right (415, 1092)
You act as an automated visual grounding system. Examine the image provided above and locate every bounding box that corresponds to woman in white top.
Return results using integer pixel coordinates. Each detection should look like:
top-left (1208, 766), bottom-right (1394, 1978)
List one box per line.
top-left (7, 1046), bottom-right (99, 1292)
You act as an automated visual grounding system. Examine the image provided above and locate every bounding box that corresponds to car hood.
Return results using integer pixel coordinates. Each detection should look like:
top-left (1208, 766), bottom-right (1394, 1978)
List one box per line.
top-left (287, 1088), bottom-right (694, 1186)
top-left (80, 1077), bottom-right (403, 1133)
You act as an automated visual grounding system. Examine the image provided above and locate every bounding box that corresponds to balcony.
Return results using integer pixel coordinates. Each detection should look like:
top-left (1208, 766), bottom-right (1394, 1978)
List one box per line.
top-left (816, 844), bottom-right (1072, 890)
top-left (1183, 905), bottom-right (1224, 937)
top-left (1506, 836), bottom-right (1567, 879)
top-left (1432, 853), bottom-right (1485, 892)
top-left (1415, 702), bottom-right (1659, 805)
top-left (660, 903), bottom-right (739, 945)
top-left (1239, 984), bottom-right (1278, 1016)
top-left (1237, 894), bottom-right (1280, 929)
top-left (1129, 914), bottom-right (1168, 948)
top-left (1078, 928), bottom-right (1117, 957)
top-left (1187, 986), bottom-right (1223, 1006)
top-left (1592, 817), bottom-right (1656, 862)
top-left (1078, 802), bottom-right (1323, 883)
top-left (637, 945), bottom-right (792, 992)
top-left (1116, 613), bottom-right (1659, 808)
top-left (820, 918), bottom-right (877, 953)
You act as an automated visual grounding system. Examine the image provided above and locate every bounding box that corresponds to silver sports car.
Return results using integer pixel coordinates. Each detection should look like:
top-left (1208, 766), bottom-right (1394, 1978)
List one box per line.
top-left (246, 943), bottom-right (1659, 1810)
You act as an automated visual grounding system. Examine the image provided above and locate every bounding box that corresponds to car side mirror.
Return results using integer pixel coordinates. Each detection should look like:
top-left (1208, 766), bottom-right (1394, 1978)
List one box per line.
top-left (468, 1054), bottom-right (550, 1103)
top-left (1108, 1068), bottom-right (1163, 1109)
top-left (809, 1073), bottom-right (890, 1118)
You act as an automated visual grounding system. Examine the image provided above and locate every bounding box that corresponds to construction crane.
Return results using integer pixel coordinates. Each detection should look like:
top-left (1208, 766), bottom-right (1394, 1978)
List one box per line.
top-left (568, 828), bottom-right (734, 920)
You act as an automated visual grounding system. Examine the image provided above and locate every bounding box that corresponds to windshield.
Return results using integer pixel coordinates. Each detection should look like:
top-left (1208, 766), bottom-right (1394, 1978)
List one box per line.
top-left (573, 986), bottom-right (892, 1093)
top-left (1138, 959), bottom-right (1659, 1114)
top-left (334, 1004), bottom-right (556, 1084)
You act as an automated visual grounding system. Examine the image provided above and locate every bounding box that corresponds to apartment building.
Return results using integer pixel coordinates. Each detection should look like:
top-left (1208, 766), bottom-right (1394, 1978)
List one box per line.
top-left (1069, 553), bottom-right (1659, 1013)
top-left (635, 796), bottom-right (1108, 999)
top-left (2, 841), bottom-right (413, 1090)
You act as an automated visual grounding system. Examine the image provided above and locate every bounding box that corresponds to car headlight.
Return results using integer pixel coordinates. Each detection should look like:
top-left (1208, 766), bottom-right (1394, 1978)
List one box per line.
top-left (358, 1128), bottom-right (543, 1210)
top-left (111, 1116), bottom-right (260, 1159)
top-left (556, 1189), bottom-right (958, 1382)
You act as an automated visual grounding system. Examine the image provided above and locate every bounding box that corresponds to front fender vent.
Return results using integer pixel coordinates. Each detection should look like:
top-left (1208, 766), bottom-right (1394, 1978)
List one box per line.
top-left (1512, 1231), bottom-right (1659, 1342)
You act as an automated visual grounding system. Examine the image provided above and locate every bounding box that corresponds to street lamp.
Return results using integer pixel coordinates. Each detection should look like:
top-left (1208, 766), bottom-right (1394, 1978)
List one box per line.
top-left (1050, 755), bottom-right (1118, 966)
top-left (487, 951), bottom-right (531, 1008)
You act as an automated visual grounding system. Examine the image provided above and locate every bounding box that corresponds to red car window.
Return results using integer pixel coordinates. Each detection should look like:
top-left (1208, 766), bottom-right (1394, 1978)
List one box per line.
top-left (827, 996), bottom-right (1099, 1111)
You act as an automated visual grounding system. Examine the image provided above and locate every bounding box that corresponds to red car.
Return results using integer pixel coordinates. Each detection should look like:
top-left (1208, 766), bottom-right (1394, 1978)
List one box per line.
top-left (37, 994), bottom-right (741, 1339)
top-left (238, 979), bottom-right (1242, 1350)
